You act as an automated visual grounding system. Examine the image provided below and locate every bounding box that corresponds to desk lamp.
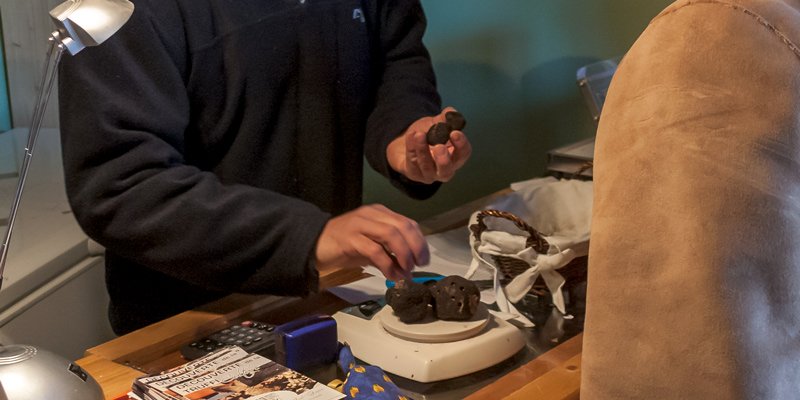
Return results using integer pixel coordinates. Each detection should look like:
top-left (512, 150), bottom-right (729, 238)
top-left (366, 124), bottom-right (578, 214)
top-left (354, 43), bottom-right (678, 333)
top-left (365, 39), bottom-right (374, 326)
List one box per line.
top-left (0, 1), bottom-right (133, 398)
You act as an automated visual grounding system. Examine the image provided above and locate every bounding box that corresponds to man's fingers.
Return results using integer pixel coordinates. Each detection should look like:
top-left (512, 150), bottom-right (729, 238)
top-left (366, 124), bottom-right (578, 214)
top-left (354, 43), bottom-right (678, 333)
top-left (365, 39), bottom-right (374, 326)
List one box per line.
top-left (315, 205), bottom-right (429, 283)
top-left (351, 236), bottom-right (405, 280)
top-left (431, 145), bottom-right (455, 181)
top-left (358, 205), bottom-right (430, 267)
top-left (449, 130), bottom-right (472, 169)
top-left (409, 131), bottom-right (437, 181)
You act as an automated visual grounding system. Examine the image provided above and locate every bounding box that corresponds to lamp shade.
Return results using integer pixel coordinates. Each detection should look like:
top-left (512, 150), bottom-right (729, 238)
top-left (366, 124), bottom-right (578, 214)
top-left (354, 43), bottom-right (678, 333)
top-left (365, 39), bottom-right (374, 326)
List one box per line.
top-left (49, 0), bottom-right (134, 55)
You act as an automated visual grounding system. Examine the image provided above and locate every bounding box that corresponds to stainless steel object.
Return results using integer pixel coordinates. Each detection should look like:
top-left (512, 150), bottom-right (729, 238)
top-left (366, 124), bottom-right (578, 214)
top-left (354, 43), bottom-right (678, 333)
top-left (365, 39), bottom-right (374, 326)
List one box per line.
top-left (0, 345), bottom-right (104, 399)
top-left (0, 1), bottom-right (133, 398)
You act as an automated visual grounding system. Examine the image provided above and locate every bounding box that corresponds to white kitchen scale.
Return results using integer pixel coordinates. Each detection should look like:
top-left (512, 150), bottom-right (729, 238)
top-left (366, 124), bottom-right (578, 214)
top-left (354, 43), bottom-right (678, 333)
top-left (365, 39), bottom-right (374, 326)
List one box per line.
top-left (333, 300), bottom-right (525, 383)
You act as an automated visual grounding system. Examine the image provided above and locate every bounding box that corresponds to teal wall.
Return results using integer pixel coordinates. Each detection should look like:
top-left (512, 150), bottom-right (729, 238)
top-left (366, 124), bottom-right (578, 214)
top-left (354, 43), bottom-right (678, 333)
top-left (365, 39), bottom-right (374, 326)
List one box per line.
top-left (0, 20), bottom-right (11, 132)
top-left (0, 19), bottom-right (10, 131)
top-left (363, 0), bottom-right (672, 220)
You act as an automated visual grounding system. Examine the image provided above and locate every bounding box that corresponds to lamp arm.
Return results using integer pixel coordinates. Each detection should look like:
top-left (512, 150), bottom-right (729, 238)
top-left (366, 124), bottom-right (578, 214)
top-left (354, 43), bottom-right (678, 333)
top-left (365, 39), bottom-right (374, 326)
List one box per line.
top-left (0, 37), bottom-right (65, 291)
top-left (0, 4), bottom-right (132, 400)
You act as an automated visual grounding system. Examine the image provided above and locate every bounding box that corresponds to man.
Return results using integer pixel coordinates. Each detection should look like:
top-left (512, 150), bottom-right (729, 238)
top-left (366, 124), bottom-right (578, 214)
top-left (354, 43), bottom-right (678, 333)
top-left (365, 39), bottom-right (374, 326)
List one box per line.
top-left (58, 0), bottom-right (471, 335)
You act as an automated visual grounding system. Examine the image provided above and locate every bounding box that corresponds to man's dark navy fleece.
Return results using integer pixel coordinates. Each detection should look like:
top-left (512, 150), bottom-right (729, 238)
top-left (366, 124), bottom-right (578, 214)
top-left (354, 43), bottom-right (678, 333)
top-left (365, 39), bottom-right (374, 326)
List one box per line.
top-left (58, 0), bottom-right (442, 334)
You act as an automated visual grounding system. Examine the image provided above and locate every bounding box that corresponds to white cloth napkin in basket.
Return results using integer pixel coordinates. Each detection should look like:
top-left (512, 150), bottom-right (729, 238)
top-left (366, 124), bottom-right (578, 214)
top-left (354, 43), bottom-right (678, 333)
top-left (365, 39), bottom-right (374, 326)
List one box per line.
top-left (466, 177), bottom-right (593, 326)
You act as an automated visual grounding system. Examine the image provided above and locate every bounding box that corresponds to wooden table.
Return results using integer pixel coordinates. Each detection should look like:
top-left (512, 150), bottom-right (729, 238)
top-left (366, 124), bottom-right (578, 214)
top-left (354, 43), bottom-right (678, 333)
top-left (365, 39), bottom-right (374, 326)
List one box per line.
top-left (76, 190), bottom-right (583, 400)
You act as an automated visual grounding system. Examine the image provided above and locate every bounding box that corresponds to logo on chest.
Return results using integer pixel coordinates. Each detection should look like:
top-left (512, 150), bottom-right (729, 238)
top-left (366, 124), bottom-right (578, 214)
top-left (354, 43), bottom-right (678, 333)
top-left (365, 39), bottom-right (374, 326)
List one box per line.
top-left (352, 8), bottom-right (365, 23)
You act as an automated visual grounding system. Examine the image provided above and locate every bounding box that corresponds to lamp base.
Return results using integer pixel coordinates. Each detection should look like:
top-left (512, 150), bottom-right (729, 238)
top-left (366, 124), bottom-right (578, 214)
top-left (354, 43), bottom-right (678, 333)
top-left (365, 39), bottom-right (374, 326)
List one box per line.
top-left (0, 344), bottom-right (103, 400)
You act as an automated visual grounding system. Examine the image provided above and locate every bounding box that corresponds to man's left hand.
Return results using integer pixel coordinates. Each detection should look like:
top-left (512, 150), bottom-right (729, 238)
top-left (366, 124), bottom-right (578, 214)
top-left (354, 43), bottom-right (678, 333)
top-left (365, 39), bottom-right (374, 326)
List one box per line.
top-left (387, 107), bottom-right (472, 184)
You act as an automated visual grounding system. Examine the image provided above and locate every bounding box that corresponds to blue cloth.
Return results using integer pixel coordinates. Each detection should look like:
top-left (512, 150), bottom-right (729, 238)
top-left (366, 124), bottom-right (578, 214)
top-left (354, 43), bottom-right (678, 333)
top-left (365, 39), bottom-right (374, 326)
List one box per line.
top-left (337, 345), bottom-right (411, 400)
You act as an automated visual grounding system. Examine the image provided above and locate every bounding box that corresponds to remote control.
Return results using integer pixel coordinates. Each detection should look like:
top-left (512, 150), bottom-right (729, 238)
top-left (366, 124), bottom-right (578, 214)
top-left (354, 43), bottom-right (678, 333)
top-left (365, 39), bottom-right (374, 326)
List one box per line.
top-left (180, 320), bottom-right (276, 360)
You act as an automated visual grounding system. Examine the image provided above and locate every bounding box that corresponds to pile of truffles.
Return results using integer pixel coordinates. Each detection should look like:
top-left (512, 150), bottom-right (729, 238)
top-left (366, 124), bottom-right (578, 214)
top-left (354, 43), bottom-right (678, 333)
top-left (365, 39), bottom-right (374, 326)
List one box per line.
top-left (385, 275), bottom-right (480, 323)
top-left (426, 111), bottom-right (467, 145)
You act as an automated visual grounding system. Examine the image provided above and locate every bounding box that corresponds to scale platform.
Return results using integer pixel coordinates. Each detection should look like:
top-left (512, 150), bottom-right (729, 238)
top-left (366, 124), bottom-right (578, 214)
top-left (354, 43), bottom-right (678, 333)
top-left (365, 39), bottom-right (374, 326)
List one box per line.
top-left (333, 302), bottom-right (525, 383)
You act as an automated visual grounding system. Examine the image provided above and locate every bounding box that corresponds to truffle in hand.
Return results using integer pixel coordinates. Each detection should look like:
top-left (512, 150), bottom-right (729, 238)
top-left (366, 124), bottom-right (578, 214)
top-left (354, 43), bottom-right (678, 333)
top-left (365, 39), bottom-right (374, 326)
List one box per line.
top-left (425, 111), bottom-right (467, 146)
top-left (385, 280), bottom-right (432, 323)
top-left (426, 122), bottom-right (451, 146)
top-left (430, 275), bottom-right (480, 321)
top-left (445, 111), bottom-right (466, 131)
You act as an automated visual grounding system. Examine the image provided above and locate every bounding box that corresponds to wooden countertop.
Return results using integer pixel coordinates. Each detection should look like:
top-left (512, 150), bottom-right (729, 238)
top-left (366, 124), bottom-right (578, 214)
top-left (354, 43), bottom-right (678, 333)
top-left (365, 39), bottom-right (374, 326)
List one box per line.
top-left (76, 188), bottom-right (583, 400)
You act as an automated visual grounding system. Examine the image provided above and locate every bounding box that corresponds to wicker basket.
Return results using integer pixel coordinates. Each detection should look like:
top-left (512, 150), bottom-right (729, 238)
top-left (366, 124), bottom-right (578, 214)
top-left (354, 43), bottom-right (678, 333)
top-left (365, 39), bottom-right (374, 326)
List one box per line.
top-left (469, 209), bottom-right (587, 298)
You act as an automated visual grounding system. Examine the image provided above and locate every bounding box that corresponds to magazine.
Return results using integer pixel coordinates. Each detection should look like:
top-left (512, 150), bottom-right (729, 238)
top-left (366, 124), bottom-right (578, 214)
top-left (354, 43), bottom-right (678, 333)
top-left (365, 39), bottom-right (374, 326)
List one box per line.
top-left (132, 346), bottom-right (344, 400)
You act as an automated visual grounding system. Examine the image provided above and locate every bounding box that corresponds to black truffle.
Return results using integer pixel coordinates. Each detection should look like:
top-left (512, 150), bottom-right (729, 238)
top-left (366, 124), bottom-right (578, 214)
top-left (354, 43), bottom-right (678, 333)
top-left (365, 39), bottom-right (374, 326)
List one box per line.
top-left (426, 122), bottom-right (451, 146)
top-left (445, 111), bottom-right (466, 131)
top-left (429, 275), bottom-right (480, 321)
top-left (385, 281), bottom-right (432, 323)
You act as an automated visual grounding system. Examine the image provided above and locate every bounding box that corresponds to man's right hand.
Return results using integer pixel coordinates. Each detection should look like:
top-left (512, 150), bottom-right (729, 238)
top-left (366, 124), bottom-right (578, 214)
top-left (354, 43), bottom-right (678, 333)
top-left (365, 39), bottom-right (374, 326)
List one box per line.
top-left (314, 204), bottom-right (429, 281)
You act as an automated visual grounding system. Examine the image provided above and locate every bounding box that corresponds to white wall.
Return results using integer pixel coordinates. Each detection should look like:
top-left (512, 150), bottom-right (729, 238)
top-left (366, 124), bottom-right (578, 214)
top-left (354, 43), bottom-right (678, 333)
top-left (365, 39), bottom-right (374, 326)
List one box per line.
top-left (0, 126), bottom-right (115, 362)
top-left (0, 256), bottom-right (115, 361)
